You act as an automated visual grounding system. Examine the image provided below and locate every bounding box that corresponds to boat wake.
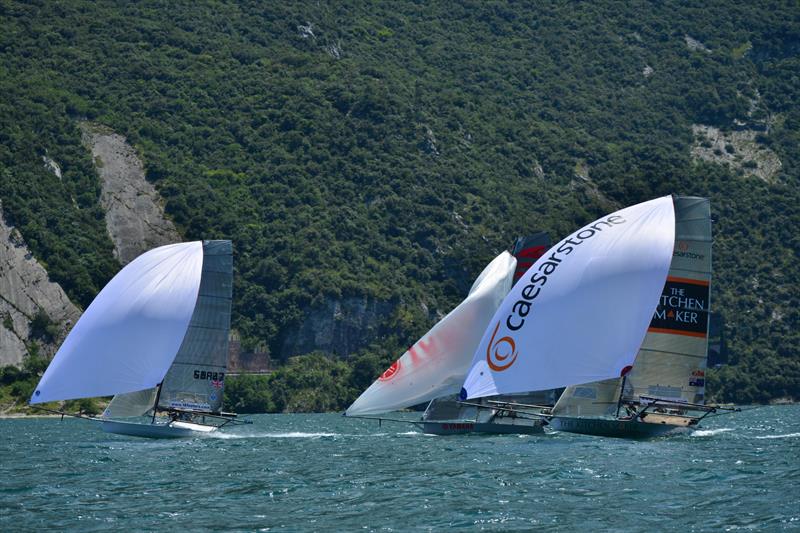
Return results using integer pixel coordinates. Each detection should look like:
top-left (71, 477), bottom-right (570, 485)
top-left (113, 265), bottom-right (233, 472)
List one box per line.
top-left (209, 430), bottom-right (432, 440)
top-left (754, 432), bottom-right (800, 440)
top-left (691, 428), bottom-right (734, 437)
top-left (210, 431), bottom-right (338, 439)
top-left (398, 431), bottom-right (433, 436)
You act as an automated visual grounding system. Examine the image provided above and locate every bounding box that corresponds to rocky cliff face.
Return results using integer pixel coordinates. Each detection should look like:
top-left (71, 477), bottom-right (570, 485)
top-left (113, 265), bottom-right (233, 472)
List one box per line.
top-left (280, 296), bottom-right (395, 359)
top-left (0, 205), bottom-right (81, 366)
top-left (79, 122), bottom-right (181, 265)
top-left (0, 123), bottom-right (185, 367)
top-left (691, 124), bottom-right (782, 183)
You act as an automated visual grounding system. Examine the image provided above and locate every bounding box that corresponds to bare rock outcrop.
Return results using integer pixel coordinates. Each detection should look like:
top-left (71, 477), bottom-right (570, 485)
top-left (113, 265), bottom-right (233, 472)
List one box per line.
top-left (691, 124), bottom-right (782, 183)
top-left (79, 122), bottom-right (181, 265)
top-left (281, 296), bottom-right (395, 359)
top-left (685, 35), bottom-right (711, 53)
top-left (0, 204), bottom-right (81, 366)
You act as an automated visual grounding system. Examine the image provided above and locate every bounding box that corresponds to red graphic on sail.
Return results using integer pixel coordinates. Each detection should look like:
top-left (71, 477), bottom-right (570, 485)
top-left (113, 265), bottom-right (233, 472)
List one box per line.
top-left (512, 232), bottom-right (551, 283)
top-left (378, 360), bottom-right (401, 381)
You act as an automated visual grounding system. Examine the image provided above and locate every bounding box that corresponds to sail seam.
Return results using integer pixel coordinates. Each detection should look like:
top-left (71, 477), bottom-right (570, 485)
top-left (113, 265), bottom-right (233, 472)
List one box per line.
top-left (167, 361), bottom-right (227, 369)
top-left (638, 347), bottom-right (706, 359)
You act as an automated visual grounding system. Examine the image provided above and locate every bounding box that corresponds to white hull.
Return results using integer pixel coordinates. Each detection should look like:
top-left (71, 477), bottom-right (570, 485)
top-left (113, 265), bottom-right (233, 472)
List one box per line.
top-left (101, 419), bottom-right (218, 439)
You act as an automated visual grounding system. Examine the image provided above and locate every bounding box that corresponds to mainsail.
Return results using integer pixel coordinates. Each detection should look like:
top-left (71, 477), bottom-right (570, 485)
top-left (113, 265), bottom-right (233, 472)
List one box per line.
top-left (103, 240), bottom-right (233, 417)
top-left (461, 196), bottom-right (675, 400)
top-left (345, 251), bottom-right (517, 416)
top-left (158, 240), bottom-right (232, 413)
top-left (30, 242), bottom-right (203, 404)
top-left (552, 197), bottom-right (712, 416)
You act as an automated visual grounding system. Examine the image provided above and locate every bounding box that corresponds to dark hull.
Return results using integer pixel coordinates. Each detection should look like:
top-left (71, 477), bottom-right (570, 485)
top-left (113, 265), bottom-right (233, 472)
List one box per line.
top-left (550, 416), bottom-right (687, 439)
top-left (101, 420), bottom-right (217, 439)
top-left (421, 419), bottom-right (545, 436)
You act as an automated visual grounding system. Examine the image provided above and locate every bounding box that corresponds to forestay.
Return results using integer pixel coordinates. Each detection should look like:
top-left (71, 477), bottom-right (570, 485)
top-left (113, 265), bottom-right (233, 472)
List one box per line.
top-left (346, 251), bottom-right (516, 416)
top-left (461, 196), bottom-right (675, 400)
top-left (30, 242), bottom-right (203, 404)
top-left (552, 197), bottom-right (711, 416)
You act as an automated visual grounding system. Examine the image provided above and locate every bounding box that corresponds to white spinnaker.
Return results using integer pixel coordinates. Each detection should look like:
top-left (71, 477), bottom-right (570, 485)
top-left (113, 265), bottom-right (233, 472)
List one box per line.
top-left (461, 196), bottom-right (675, 400)
top-left (552, 196), bottom-right (712, 416)
top-left (31, 242), bottom-right (203, 404)
top-left (346, 251), bottom-right (516, 416)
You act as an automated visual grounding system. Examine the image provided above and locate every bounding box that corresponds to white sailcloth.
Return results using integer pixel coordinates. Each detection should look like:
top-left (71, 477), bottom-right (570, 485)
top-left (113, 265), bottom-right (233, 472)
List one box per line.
top-left (461, 196), bottom-right (675, 400)
top-left (552, 196), bottom-right (713, 416)
top-left (30, 242), bottom-right (203, 404)
top-left (102, 387), bottom-right (158, 418)
top-left (346, 251), bottom-right (517, 416)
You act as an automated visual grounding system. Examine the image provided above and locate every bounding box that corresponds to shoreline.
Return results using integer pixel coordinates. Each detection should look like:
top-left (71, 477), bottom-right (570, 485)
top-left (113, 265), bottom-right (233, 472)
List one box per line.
top-left (0, 413), bottom-right (67, 419)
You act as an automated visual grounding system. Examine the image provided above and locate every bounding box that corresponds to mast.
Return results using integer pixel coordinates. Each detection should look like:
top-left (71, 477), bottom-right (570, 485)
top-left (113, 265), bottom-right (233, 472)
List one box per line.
top-left (615, 375), bottom-right (627, 418)
top-left (151, 382), bottom-right (163, 425)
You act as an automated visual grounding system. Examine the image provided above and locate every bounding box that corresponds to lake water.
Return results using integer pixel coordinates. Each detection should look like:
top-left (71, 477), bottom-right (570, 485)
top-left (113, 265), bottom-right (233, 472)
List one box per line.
top-left (1, 405), bottom-right (798, 531)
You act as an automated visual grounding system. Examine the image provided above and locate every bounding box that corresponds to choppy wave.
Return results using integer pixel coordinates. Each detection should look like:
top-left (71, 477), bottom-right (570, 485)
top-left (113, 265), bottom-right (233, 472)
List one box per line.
top-left (210, 431), bottom-right (338, 439)
top-left (2, 405), bottom-right (799, 531)
top-left (754, 432), bottom-right (800, 439)
top-left (691, 427), bottom-right (734, 437)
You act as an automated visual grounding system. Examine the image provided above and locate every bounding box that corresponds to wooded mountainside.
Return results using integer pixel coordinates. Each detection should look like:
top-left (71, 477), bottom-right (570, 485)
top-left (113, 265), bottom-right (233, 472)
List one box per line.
top-left (1, 1), bottom-right (798, 411)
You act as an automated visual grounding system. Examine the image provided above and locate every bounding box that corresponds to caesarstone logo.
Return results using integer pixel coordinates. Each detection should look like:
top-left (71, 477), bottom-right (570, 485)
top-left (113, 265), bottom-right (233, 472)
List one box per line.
top-left (486, 322), bottom-right (518, 371)
top-left (673, 240), bottom-right (705, 260)
top-left (486, 213), bottom-right (628, 372)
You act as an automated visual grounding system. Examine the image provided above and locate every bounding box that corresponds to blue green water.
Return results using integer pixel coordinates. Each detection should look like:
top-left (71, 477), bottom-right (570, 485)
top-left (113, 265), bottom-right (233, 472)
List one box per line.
top-left (1, 405), bottom-right (798, 531)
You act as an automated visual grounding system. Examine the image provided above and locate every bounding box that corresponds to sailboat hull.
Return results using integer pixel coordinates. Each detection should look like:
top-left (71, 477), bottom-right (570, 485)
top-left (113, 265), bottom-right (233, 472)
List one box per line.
top-left (550, 416), bottom-right (688, 439)
top-left (101, 419), bottom-right (218, 439)
top-left (421, 419), bottom-right (545, 435)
